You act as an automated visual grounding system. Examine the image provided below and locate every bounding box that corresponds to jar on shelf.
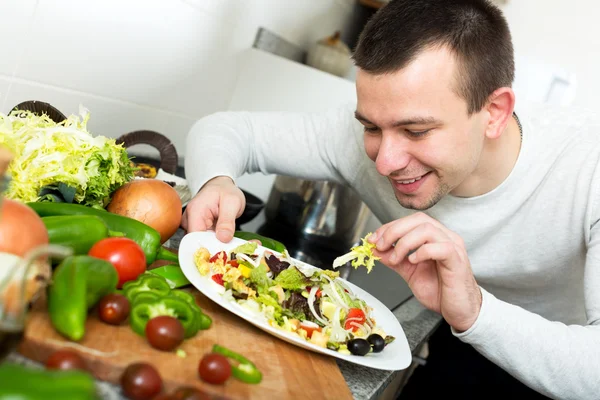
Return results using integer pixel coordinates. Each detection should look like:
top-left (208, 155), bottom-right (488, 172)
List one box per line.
top-left (306, 31), bottom-right (352, 78)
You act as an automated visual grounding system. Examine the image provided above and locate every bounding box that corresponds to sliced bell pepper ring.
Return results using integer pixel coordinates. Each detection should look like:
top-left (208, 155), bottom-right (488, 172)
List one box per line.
top-left (166, 290), bottom-right (212, 333)
top-left (130, 296), bottom-right (196, 337)
top-left (123, 273), bottom-right (171, 303)
top-left (212, 344), bottom-right (262, 384)
top-left (148, 264), bottom-right (191, 289)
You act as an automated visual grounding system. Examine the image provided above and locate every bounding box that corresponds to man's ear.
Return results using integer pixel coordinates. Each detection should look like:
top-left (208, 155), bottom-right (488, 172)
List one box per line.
top-left (485, 87), bottom-right (515, 140)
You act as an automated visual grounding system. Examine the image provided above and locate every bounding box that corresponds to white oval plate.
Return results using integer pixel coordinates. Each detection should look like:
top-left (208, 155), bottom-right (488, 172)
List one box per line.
top-left (178, 231), bottom-right (412, 371)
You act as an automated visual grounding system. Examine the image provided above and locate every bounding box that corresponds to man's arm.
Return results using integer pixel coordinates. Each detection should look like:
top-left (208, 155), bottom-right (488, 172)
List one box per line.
top-left (184, 103), bottom-right (362, 196)
top-left (453, 250), bottom-right (600, 399)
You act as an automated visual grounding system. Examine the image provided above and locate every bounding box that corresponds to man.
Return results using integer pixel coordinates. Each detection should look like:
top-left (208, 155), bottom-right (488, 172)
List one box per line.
top-left (182, 0), bottom-right (600, 398)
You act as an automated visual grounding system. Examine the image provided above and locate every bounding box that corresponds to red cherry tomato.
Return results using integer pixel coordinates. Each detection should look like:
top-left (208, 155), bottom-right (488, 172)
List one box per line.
top-left (88, 237), bottom-right (146, 288)
top-left (45, 349), bottom-right (87, 371)
top-left (121, 362), bottom-right (163, 400)
top-left (211, 274), bottom-right (224, 286)
top-left (198, 353), bottom-right (231, 385)
top-left (344, 308), bottom-right (366, 332)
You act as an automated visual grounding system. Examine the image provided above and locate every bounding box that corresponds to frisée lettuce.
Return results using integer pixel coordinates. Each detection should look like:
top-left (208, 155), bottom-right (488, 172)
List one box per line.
top-left (0, 106), bottom-right (134, 208)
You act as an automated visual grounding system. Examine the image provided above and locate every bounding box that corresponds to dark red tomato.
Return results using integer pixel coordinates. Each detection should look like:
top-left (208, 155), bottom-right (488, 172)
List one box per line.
top-left (45, 349), bottom-right (87, 371)
top-left (145, 316), bottom-right (185, 351)
top-left (344, 308), bottom-right (366, 332)
top-left (172, 386), bottom-right (212, 400)
top-left (121, 363), bottom-right (163, 400)
top-left (198, 353), bottom-right (232, 385)
top-left (88, 237), bottom-right (146, 288)
top-left (98, 293), bottom-right (130, 325)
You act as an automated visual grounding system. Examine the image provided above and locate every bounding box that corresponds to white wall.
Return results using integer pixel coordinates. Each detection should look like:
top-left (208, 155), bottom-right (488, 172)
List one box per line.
top-left (0, 0), bottom-right (355, 161)
top-left (500, 0), bottom-right (597, 109)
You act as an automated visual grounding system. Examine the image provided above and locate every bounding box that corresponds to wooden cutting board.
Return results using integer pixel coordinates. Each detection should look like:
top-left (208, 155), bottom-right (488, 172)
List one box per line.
top-left (18, 289), bottom-right (353, 400)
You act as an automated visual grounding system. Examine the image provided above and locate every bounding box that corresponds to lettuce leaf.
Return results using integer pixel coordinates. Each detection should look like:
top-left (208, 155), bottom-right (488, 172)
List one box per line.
top-left (332, 233), bottom-right (380, 273)
top-left (273, 266), bottom-right (310, 291)
top-left (0, 107), bottom-right (134, 208)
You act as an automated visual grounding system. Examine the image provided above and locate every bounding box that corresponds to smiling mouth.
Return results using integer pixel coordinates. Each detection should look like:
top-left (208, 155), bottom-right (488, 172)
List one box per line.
top-left (394, 173), bottom-right (427, 185)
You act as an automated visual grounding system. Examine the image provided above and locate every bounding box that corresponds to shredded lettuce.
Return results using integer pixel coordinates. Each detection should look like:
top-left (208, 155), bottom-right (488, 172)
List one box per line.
top-left (0, 106), bottom-right (134, 208)
top-left (332, 233), bottom-right (381, 273)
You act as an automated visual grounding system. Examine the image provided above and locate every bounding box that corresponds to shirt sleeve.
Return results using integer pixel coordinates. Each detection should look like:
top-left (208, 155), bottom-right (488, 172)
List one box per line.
top-left (183, 102), bottom-right (363, 196)
top-left (452, 229), bottom-right (600, 399)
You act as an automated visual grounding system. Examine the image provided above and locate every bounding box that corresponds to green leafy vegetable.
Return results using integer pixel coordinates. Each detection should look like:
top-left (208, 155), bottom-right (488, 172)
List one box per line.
top-left (232, 242), bottom-right (258, 255)
top-left (273, 266), bottom-right (310, 291)
top-left (249, 264), bottom-right (271, 293)
top-left (332, 233), bottom-right (381, 273)
top-left (0, 107), bottom-right (134, 208)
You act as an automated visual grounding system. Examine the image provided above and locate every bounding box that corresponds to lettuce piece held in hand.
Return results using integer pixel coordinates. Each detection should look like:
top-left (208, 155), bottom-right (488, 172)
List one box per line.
top-left (332, 233), bottom-right (380, 273)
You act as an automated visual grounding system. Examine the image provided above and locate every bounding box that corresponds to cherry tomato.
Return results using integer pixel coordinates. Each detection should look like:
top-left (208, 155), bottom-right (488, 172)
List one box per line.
top-left (98, 293), bottom-right (130, 325)
top-left (45, 349), bottom-right (87, 371)
top-left (88, 237), bottom-right (146, 288)
top-left (145, 316), bottom-right (185, 351)
top-left (344, 308), bottom-right (366, 332)
top-left (211, 274), bottom-right (224, 286)
top-left (121, 362), bottom-right (163, 400)
top-left (172, 386), bottom-right (211, 400)
top-left (198, 353), bottom-right (232, 385)
top-left (209, 251), bottom-right (227, 264)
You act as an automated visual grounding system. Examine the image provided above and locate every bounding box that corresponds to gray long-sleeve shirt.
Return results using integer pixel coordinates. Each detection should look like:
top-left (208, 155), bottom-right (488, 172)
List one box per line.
top-left (185, 102), bottom-right (600, 400)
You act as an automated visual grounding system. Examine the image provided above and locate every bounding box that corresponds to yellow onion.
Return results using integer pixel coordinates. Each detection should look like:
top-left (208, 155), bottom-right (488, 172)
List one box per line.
top-left (107, 179), bottom-right (182, 244)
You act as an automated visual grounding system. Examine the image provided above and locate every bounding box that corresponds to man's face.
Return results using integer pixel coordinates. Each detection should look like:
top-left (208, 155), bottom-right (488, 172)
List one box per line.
top-left (356, 46), bottom-right (488, 210)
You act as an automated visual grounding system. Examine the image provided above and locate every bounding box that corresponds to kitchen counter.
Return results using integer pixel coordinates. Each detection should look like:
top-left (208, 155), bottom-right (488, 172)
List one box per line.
top-left (7, 229), bottom-right (443, 400)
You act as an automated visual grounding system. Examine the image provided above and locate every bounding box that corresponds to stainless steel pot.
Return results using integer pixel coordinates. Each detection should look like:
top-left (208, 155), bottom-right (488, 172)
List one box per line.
top-left (264, 176), bottom-right (372, 251)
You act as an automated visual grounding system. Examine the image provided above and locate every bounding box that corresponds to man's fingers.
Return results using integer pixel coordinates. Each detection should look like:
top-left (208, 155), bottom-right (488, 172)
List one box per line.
top-left (407, 241), bottom-right (457, 266)
top-left (215, 194), bottom-right (243, 242)
top-left (187, 207), bottom-right (211, 233)
top-left (371, 212), bottom-right (461, 251)
top-left (387, 223), bottom-right (451, 264)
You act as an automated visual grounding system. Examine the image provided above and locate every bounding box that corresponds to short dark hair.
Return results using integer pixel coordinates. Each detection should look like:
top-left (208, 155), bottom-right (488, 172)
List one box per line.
top-left (352, 0), bottom-right (514, 115)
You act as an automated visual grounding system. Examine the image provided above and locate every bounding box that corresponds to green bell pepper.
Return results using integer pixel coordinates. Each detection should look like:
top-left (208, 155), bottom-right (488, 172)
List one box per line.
top-left (27, 202), bottom-right (179, 265)
top-left (149, 264), bottom-right (190, 289)
top-left (42, 215), bottom-right (124, 255)
top-left (122, 272), bottom-right (171, 303)
top-left (167, 290), bottom-right (212, 331)
top-left (0, 362), bottom-right (98, 400)
top-left (130, 295), bottom-right (197, 338)
top-left (212, 344), bottom-right (262, 384)
top-left (234, 231), bottom-right (286, 253)
top-left (48, 255), bottom-right (118, 341)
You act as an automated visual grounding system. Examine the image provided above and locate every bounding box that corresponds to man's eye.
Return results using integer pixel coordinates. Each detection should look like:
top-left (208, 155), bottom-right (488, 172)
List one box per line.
top-left (363, 126), bottom-right (379, 133)
top-left (407, 129), bottom-right (430, 137)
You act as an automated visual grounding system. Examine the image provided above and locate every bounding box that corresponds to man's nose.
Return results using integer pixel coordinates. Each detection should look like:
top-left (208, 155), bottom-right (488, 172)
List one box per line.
top-left (375, 134), bottom-right (411, 177)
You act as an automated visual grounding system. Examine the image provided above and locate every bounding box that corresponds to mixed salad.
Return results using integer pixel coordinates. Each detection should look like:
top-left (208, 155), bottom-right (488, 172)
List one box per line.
top-left (193, 240), bottom-right (394, 357)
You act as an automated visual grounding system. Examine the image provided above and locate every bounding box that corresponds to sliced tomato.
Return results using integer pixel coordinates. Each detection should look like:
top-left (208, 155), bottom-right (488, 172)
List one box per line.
top-left (228, 260), bottom-right (239, 268)
top-left (305, 287), bottom-right (322, 298)
top-left (300, 321), bottom-right (322, 339)
top-left (211, 274), bottom-right (224, 286)
top-left (344, 308), bottom-right (366, 332)
top-left (209, 251), bottom-right (227, 264)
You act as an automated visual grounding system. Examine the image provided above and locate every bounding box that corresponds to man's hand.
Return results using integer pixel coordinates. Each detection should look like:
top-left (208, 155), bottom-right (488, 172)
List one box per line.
top-left (369, 212), bottom-right (482, 332)
top-left (181, 176), bottom-right (246, 243)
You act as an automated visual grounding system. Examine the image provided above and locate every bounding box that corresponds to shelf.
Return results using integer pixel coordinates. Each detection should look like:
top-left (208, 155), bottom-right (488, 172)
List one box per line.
top-left (359, 0), bottom-right (386, 9)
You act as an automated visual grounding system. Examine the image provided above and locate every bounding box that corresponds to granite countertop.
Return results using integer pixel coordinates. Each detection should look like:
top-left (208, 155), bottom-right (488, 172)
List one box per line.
top-left (7, 229), bottom-right (443, 400)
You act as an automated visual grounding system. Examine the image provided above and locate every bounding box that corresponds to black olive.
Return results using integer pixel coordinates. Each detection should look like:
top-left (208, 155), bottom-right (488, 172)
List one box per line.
top-left (368, 334), bottom-right (386, 353)
top-left (348, 338), bottom-right (370, 356)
